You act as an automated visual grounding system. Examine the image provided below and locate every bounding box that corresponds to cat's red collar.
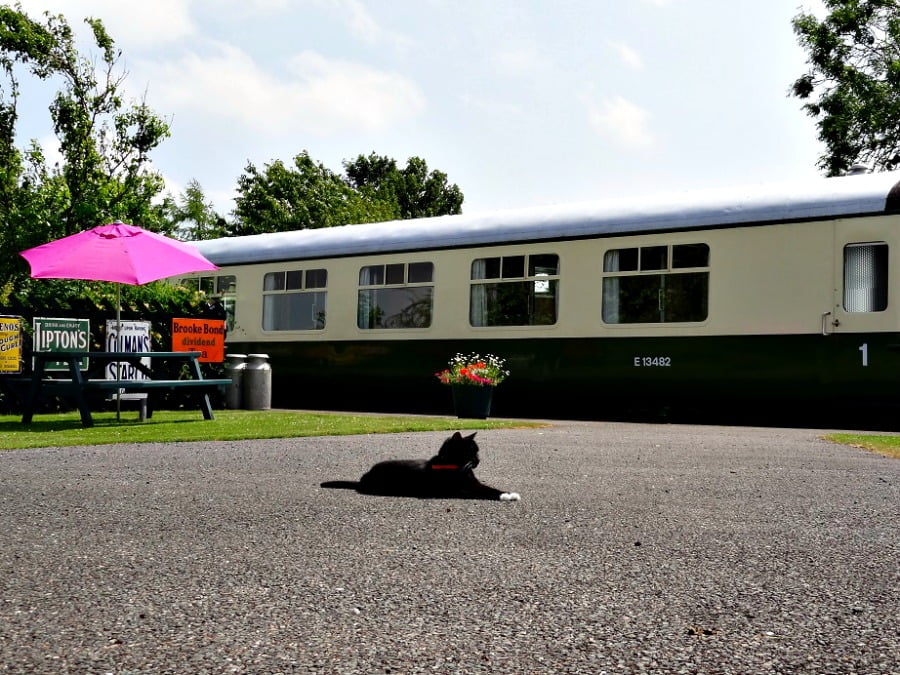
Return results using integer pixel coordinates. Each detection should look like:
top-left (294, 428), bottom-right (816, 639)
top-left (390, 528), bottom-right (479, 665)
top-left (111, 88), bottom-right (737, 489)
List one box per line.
top-left (430, 464), bottom-right (460, 470)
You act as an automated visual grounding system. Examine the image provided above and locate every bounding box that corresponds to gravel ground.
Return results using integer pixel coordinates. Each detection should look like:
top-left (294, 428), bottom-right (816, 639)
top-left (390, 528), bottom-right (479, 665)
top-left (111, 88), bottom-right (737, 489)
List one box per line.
top-left (0, 421), bottom-right (898, 674)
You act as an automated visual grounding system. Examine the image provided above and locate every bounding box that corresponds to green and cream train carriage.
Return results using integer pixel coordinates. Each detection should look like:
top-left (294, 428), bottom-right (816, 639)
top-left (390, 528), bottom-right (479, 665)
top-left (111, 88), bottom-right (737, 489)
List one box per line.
top-left (184, 170), bottom-right (900, 424)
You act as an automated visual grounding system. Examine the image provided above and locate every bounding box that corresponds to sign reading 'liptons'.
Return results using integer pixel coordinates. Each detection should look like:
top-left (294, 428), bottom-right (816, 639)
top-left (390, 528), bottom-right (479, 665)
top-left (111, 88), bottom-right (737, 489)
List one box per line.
top-left (33, 317), bottom-right (90, 371)
top-left (171, 318), bottom-right (225, 363)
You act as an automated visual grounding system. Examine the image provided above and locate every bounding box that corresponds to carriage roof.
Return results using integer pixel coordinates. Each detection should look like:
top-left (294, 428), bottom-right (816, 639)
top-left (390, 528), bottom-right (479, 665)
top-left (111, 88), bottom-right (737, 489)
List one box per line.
top-left (192, 170), bottom-right (900, 266)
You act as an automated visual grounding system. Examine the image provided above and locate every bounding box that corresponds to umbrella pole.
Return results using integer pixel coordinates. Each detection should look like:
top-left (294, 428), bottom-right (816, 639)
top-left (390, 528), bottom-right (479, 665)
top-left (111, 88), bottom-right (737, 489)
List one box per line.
top-left (116, 284), bottom-right (122, 422)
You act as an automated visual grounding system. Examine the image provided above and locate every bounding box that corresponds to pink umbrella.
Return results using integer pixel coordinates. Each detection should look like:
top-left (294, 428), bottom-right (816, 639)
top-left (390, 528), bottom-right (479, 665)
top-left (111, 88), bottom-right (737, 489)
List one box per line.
top-left (20, 221), bottom-right (220, 418)
top-left (20, 221), bottom-right (218, 285)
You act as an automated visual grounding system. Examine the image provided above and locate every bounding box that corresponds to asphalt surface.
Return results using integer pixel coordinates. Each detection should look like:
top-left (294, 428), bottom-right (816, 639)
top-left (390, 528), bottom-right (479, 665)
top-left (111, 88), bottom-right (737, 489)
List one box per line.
top-left (0, 422), bottom-right (897, 674)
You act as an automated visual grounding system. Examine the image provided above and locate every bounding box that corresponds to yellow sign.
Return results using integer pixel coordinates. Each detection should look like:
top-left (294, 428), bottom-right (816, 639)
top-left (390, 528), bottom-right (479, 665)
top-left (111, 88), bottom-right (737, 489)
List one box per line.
top-left (0, 315), bottom-right (23, 374)
top-left (171, 318), bottom-right (225, 363)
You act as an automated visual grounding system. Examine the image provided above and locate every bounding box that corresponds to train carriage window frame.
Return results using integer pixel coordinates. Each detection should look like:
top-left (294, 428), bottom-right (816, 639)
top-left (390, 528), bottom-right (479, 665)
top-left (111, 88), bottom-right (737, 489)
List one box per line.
top-left (469, 253), bottom-right (560, 327)
top-left (357, 262), bottom-right (435, 329)
top-left (261, 268), bottom-right (328, 331)
top-left (843, 242), bottom-right (888, 313)
top-left (179, 273), bottom-right (238, 331)
top-left (602, 243), bottom-right (709, 324)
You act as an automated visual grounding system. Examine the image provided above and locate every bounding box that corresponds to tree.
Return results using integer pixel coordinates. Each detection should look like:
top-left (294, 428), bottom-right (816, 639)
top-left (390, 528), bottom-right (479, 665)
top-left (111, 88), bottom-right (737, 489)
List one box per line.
top-left (231, 152), bottom-right (375, 236)
top-left (230, 151), bottom-right (464, 236)
top-left (791, 0), bottom-right (900, 175)
top-left (0, 4), bottom-right (171, 284)
top-left (344, 153), bottom-right (463, 219)
top-left (171, 179), bottom-right (226, 241)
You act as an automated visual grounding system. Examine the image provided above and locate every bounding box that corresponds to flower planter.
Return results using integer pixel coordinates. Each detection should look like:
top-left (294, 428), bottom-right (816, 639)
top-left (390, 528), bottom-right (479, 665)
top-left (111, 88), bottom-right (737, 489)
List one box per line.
top-left (436, 352), bottom-right (507, 418)
top-left (452, 385), bottom-right (494, 419)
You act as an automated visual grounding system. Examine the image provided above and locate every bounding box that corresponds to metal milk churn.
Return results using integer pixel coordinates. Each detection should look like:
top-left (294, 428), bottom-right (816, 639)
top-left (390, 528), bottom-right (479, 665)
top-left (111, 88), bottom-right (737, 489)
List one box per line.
top-left (242, 353), bottom-right (272, 410)
top-left (223, 353), bottom-right (247, 409)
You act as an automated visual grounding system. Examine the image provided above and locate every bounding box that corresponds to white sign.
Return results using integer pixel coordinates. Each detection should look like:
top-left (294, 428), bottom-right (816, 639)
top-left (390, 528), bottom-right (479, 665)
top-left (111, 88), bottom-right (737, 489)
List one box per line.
top-left (105, 320), bottom-right (151, 380)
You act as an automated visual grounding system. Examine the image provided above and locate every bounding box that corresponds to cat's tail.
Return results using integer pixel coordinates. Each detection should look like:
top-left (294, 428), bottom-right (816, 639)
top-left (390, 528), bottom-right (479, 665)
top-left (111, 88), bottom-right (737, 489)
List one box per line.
top-left (320, 480), bottom-right (360, 490)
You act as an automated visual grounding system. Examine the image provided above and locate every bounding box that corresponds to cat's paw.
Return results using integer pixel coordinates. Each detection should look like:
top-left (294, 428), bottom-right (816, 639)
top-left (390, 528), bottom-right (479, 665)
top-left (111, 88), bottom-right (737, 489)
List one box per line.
top-left (499, 492), bottom-right (520, 501)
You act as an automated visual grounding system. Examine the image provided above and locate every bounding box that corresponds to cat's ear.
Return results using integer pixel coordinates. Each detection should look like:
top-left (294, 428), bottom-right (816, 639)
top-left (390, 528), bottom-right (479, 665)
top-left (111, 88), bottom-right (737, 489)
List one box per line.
top-left (451, 431), bottom-right (462, 440)
top-left (465, 432), bottom-right (477, 440)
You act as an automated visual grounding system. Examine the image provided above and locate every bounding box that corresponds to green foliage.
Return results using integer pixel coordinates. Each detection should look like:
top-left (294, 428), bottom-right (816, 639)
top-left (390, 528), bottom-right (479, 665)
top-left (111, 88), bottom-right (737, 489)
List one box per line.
top-left (791, 0), bottom-right (900, 175)
top-left (171, 179), bottom-right (227, 241)
top-left (2, 277), bottom-right (217, 331)
top-left (0, 3), bottom-right (172, 286)
top-left (230, 151), bottom-right (378, 235)
top-left (229, 150), bottom-right (464, 235)
top-left (344, 153), bottom-right (464, 219)
top-left (0, 410), bottom-right (532, 450)
top-left (826, 433), bottom-right (900, 459)
top-left (0, 276), bottom-right (227, 414)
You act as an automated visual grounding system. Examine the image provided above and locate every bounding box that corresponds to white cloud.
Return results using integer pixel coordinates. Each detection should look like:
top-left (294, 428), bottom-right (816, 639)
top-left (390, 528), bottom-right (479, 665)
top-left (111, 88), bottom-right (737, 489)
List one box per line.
top-left (24, 0), bottom-right (194, 47)
top-left (586, 95), bottom-right (655, 149)
top-left (286, 50), bottom-right (425, 131)
top-left (460, 92), bottom-right (526, 120)
top-left (205, 0), bottom-right (291, 12)
top-left (135, 44), bottom-right (426, 136)
top-left (607, 40), bottom-right (644, 70)
top-left (492, 46), bottom-right (550, 77)
top-left (339, 0), bottom-right (413, 51)
top-left (343, 0), bottom-right (383, 43)
top-left (294, 0), bottom-right (412, 52)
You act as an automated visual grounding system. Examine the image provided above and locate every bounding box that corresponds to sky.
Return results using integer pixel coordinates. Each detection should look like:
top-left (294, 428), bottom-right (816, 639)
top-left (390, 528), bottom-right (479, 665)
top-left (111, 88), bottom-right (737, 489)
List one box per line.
top-left (12, 0), bottom-right (829, 219)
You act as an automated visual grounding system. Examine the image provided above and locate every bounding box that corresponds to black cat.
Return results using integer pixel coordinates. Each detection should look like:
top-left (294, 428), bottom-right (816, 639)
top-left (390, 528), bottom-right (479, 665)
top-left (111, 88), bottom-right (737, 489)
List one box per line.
top-left (320, 432), bottom-right (520, 501)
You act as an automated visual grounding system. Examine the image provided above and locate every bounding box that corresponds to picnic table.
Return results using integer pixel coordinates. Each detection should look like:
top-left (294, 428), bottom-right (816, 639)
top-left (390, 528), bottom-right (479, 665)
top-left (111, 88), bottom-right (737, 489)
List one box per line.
top-left (21, 351), bottom-right (233, 428)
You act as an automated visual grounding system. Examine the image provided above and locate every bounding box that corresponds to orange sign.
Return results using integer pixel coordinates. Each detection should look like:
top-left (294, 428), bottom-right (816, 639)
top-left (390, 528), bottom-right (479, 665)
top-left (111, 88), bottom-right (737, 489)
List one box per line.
top-left (171, 318), bottom-right (225, 363)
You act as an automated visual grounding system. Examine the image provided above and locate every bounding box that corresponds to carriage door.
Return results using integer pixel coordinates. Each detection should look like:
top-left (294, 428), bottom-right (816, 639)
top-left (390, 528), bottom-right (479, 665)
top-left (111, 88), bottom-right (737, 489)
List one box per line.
top-left (827, 221), bottom-right (894, 397)
top-left (830, 224), bottom-right (889, 336)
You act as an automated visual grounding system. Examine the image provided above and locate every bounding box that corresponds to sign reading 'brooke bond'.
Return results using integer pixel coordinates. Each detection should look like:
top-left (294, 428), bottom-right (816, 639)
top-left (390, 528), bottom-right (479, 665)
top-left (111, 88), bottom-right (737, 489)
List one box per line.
top-left (171, 318), bottom-right (225, 363)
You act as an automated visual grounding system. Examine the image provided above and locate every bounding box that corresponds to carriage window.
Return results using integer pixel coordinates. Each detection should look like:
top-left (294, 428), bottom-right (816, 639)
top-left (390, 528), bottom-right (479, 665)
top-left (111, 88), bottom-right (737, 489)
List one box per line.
top-left (180, 274), bottom-right (236, 296)
top-left (262, 268), bottom-right (327, 331)
top-left (672, 243), bottom-right (710, 268)
top-left (640, 246), bottom-right (667, 271)
top-left (470, 254), bottom-right (559, 327)
top-left (358, 262), bottom-right (434, 329)
top-left (602, 244), bottom-right (709, 323)
top-left (179, 274), bottom-right (237, 331)
top-left (844, 242), bottom-right (888, 312)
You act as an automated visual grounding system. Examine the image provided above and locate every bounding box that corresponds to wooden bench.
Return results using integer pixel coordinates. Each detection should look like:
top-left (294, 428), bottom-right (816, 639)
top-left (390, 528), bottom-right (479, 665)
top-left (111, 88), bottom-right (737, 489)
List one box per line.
top-left (108, 392), bottom-right (149, 421)
top-left (90, 378), bottom-right (232, 421)
top-left (82, 378), bottom-right (232, 392)
top-left (22, 351), bottom-right (233, 427)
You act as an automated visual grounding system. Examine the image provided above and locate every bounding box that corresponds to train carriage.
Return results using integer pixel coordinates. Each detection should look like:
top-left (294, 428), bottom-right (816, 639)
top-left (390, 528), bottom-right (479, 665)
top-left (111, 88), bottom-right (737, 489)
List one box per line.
top-left (183, 170), bottom-right (900, 425)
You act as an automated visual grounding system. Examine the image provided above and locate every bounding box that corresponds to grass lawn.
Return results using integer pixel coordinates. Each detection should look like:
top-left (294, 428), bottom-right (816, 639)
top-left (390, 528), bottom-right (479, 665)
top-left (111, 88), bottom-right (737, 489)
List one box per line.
top-left (825, 433), bottom-right (900, 460)
top-left (0, 409), bottom-right (543, 451)
top-left (6, 410), bottom-right (895, 460)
